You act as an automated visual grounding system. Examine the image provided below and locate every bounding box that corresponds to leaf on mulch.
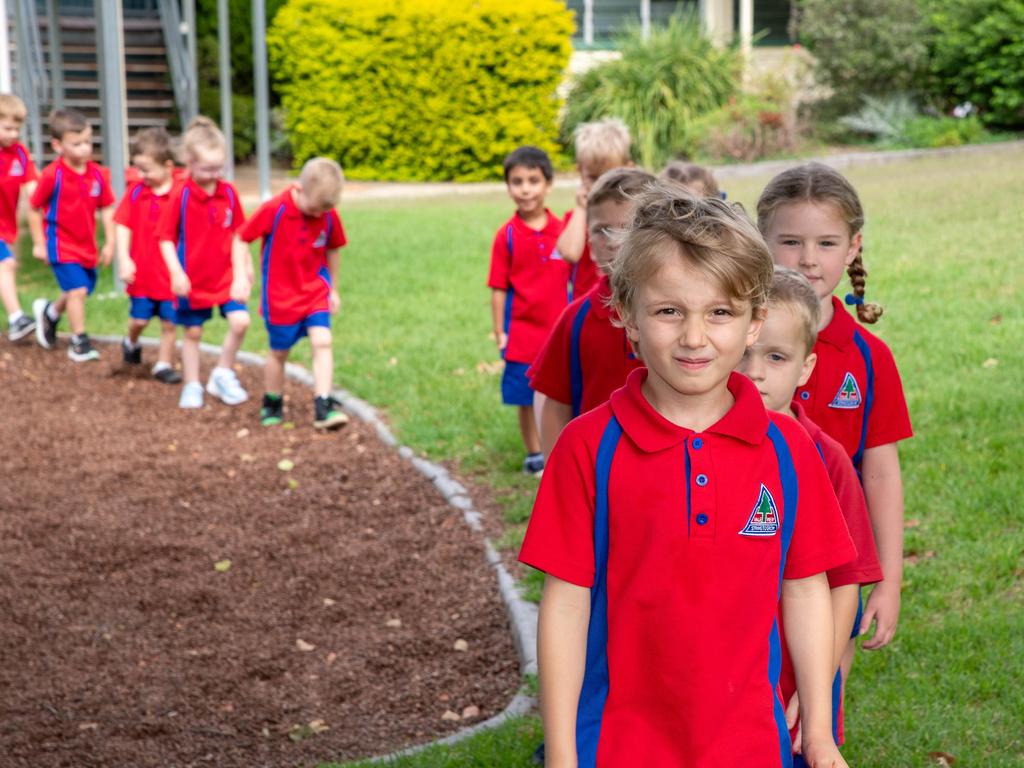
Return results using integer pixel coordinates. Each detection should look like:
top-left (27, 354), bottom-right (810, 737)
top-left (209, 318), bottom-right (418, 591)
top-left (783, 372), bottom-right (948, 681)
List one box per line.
top-left (282, 422), bottom-right (295, 430)
top-left (277, 459), bottom-right (295, 472)
top-left (236, 428), bottom-right (250, 438)
top-left (78, 722), bottom-right (99, 731)
top-left (287, 478), bottom-right (299, 490)
top-left (928, 752), bottom-right (956, 766)
top-left (295, 638), bottom-right (316, 652)
top-left (213, 559), bottom-right (232, 573)
top-left (440, 710), bottom-right (461, 722)
top-left (385, 618), bottom-right (402, 628)
top-left (461, 705), bottom-right (480, 719)
top-left (240, 453), bottom-right (255, 463)
top-left (322, 598), bottom-right (336, 607)
top-left (167, 443), bottom-right (177, 452)
top-left (453, 639), bottom-right (469, 652)
top-left (288, 719), bottom-right (329, 742)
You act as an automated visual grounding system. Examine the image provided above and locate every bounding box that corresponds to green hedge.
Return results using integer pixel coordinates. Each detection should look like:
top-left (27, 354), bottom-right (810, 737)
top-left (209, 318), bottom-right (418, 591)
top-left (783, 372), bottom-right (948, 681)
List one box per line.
top-left (268, 0), bottom-right (573, 181)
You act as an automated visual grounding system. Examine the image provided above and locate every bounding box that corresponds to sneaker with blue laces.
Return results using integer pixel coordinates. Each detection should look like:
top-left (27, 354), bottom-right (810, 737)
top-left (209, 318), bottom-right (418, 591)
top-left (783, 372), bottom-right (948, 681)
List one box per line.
top-left (206, 366), bottom-right (249, 405)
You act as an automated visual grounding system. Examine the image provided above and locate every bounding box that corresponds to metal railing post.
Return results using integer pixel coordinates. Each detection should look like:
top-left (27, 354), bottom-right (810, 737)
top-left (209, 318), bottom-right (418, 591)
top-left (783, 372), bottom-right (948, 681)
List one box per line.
top-left (252, 0), bottom-right (270, 201)
top-left (96, 0), bottom-right (127, 292)
top-left (217, 0), bottom-right (233, 178)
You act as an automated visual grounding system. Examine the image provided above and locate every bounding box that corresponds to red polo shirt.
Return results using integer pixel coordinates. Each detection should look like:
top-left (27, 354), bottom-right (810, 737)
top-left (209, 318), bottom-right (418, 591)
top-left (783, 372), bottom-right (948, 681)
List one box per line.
top-left (520, 369), bottom-right (856, 767)
top-left (487, 210), bottom-right (569, 364)
top-left (30, 158), bottom-right (115, 268)
top-left (529, 274), bottom-right (642, 416)
top-left (156, 177), bottom-right (244, 309)
top-left (114, 181), bottom-right (175, 300)
top-left (562, 208), bottom-right (598, 298)
top-left (0, 141), bottom-right (37, 243)
top-left (239, 187), bottom-right (346, 325)
top-left (795, 297), bottom-right (912, 467)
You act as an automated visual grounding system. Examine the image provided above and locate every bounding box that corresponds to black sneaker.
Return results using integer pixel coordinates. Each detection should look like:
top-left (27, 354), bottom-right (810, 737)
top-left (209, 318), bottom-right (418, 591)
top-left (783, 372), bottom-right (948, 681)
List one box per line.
top-left (68, 334), bottom-right (100, 362)
top-left (7, 314), bottom-right (36, 342)
top-left (523, 452), bottom-right (545, 477)
top-left (153, 366), bottom-right (182, 384)
top-left (122, 337), bottom-right (142, 365)
top-left (314, 395), bottom-right (349, 430)
top-left (531, 743), bottom-right (545, 765)
top-left (32, 298), bottom-right (57, 349)
top-left (260, 393), bottom-right (284, 427)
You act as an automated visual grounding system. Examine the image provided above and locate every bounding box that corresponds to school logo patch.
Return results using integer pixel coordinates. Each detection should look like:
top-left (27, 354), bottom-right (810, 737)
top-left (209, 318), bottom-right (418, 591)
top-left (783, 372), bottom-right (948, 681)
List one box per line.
top-left (829, 372), bottom-right (862, 409)
top-left (223, 207), bottom-right (233, 228)
top-left (313, 229), bottom-right (327, 248)
top-left (9, 159), bottom-right (23, 176)
top-left (739, 484), bottom-right (780, 537)
top-left (89, 179), bottom-right (101, 197)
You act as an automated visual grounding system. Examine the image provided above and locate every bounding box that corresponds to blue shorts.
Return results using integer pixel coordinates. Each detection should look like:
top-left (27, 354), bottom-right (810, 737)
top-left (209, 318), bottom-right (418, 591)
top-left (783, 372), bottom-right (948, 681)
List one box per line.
top-left (501, 360), bottom-right (534, 406)
top-left (130, 297), bottom-right (177, 323)
top-left (175, 299), bottom-right (248, 327)
top-left (0, 240), bottom-right (12, 262)
top-left (852, 585), bottom-right (864, 639)
top-left (52, 262), bottom-right (97, 294)
top-left (266, 311), bottom-right (330, 351)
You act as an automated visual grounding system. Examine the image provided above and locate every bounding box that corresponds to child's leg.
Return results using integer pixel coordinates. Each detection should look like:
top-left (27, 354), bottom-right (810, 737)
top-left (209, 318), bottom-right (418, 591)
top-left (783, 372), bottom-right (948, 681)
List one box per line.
top-left (216, 309), bottom-right (250, 370)
top-left (64, 288), bottom-right (88, 336)
top-left (182, 325), bottom-right (203, 384)
top-left (127, 317), bottom-right (148, 345)
top-left (0, 258), bottom-right (22, 317)
top-left (51, 292), bottom-right (68, 316)
top-left (308, 326), bottom-right (333, 396)
top-left (265, 348), bottom-right (288, 395)
top-left (157, 320), bottom-right (177, 365)
top-left (518, 405), bottom-right (541, 455)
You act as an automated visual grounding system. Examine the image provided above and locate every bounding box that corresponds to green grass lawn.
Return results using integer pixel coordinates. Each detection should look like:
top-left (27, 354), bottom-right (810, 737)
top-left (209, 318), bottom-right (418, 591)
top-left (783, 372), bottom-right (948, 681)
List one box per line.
top-left (8, 147), bottom-right (1023, 766)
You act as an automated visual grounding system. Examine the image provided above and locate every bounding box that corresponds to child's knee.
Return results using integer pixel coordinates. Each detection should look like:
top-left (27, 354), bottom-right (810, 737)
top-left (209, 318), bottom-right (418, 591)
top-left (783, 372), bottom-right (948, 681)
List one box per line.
top-left (228, 311), bottom-right (250, 333)
top-left (67, 287), bottom-right (88, 301)
top-left (184, 325), bottom-right (203, 341)
top-left (308, 327), bottom-right (332, 351)
top-left (160, 320), bottom-right (177, 334)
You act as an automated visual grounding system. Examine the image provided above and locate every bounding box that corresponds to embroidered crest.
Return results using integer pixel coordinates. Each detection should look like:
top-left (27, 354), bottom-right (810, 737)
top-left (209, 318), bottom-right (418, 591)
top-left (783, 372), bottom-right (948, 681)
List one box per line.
top-left (10, 159), bottom-right (23, 176)
top-left (313, 229), bottom-right (327, 248)
top-left (829, 372), bottom-right (862, 409)
top-left (223, 207), bottom-right (233, 228)
top-left (89, 179), bottom-right (101, 197)
top-left (739, 484), bottom-right (780, 537)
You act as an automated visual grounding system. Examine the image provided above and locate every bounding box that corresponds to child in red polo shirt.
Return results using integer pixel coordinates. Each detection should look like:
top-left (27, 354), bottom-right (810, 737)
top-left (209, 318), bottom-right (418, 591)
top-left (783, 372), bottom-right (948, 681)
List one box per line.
top-left (157, 116), bottom-right (250, 409)
top-left (0, 94), bottom-right (38, 342)
top-left (239, 157), bottom-right (349, 430)
top-left (521, 183), bottom-right (855, 768)
top-left (28, 108), bottom-right (115, 362)
top-left (737, 268), bottom-right (883, 762)
top-left (530, 167), bottom-right (653, 457)
top-left (556, 119), bottom-right (632, 299)
top-left (488, 146), bottom-right (574, 475)
top-left (115, 127), bottom-right (181, 383)
top-left (757, 164), bottom-right (912, 658)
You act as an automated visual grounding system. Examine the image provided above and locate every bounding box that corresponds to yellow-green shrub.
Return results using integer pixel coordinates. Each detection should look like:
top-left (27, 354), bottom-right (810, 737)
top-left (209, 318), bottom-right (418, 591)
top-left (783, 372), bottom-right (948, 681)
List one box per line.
top-left (269, 0), bottom-right (574, 181)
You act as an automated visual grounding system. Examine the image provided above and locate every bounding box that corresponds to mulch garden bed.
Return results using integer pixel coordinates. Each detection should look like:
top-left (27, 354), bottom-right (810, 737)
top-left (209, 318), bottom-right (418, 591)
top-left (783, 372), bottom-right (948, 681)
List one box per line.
top-left (0, 340), bottom-right (520, 767)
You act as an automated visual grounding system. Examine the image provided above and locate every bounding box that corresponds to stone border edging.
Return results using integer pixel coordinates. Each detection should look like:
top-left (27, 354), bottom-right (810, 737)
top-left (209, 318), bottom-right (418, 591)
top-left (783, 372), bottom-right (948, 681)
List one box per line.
top-left (89, 335), bottom-right (539, 762)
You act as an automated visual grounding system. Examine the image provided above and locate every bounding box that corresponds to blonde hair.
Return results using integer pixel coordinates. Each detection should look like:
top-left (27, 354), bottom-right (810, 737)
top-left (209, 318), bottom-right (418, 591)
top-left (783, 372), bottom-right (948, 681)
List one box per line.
top-left (182, 115), bottom-right (226, 161)
top-left (769, 267), bottom-right (820, 354)
top-left (756, 162), bottom-right (882, 324)
top-left (299, 157), bottom-right (344, 209)
top-left (574, 118), bottom-right (631, 166)
top-left (660, 161), bottom-right (720, 198)
top-left (0, 93), bottom-right (27, 123)
top-left (612, 180), bottom-right (774, 325)
top-left (587, 167), bottom-right (655, 212)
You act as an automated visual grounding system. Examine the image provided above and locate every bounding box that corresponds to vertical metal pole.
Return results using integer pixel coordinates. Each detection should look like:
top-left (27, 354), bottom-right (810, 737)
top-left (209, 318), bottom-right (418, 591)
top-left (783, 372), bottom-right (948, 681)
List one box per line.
top-left (13, 0), bottom-right (43, 166)
top-left (640, 0), bottom-right (651, 40)
top-left (217, 0), bottom-right (233, 179)
top-left (252, 0), bottom-right (270, 201)
top-left (45, 0), bottom-right (61, 108)
top-left (184, 0), bottom-right (198, 121)
top-left (96, 0), bottom-right (127, 292)
top-left (740, 0), bottom-right (754, 63)
top-left (583, 0), bottom-right (593, 46)
top-left (0, 0), bottom-right (11, 93)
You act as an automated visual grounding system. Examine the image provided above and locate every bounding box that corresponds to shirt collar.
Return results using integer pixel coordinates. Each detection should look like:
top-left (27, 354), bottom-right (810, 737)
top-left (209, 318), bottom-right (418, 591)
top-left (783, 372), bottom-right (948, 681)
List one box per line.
top-left (185, 176), bottom-right (228, 202)
top-left (789, 399), bottom-right (822, 442)
top-left (57, 156), bottom-right (92, 176)
top-left (587, 274), bottom-right (615, 319)
top-left (610, 368), bottom-right (768, 453)
top-left (816, 295), bottom-right (858, 350)
top-left (511, 209), bottom-right (560, 238)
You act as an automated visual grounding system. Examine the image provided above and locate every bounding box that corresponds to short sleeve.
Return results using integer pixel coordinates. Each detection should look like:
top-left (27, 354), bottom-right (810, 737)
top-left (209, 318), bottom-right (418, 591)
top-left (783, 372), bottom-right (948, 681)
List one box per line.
top-left (528, 302), bottom-right (574, 404)
top-left (864, 340), bottom-right (912, 449)
top-left (779, 420), bottom-right (857, 581)
top-left (518, 420), bottom-right (598, 588)
top-left (237, 200), bottom-right (273, 243)
top-left (155, 184), bottom-right (183, 244)
top-left (97, 167), bottom-right (115, 207)
top-left (821, 437), bottom-right (883, 587)
top-left (113, 185), bottom-right (137, 228)
top-left (227, 184), bottom-right (245, 233)
top-left (327, 210), bottom-right (347, 249)
top-left (487, 224), bottom-right (511, 291)
top-left (29, 167), bottom-right (54, 209)
top-left (19, 146), bottom-right (38, 183)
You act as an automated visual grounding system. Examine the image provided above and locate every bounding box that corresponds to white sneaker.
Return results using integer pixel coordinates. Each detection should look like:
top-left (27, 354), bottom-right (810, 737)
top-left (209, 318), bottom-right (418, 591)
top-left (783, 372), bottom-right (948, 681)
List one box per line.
top-left (206, 366), bottom-right (249, 405)
top-left (179, 381), bottom-right (205, 409)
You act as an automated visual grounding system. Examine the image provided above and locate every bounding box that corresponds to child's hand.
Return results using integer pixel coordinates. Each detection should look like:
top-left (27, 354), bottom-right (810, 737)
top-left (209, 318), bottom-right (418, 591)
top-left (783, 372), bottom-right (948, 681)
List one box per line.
top-left (860, 580), bottom-right (900, 650)
top-left (32, 243), bottom-right (46, 261)
top-left (119, 259), bottom-right (136, 285)
top-left (801, 735), bottom-right (848, 768)
top-left (574, 184), bottom-right (589, 209)
top-left (230, 276), bottom-right (251, 304)
top-left (329, 289), bottom-right (341, 314)
top-left (171, 271), bottom-right (191, 297)
top-left (494, 330), bottom-right (507, 351)
top-left (785, 692), bottom-right (802, 753)
top-left (100, 242), bottom-right (115, 267)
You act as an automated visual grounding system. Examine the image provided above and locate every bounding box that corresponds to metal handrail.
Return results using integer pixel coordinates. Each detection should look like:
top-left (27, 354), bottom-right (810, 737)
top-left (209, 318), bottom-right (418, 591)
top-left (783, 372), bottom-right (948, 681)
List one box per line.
top-left (13, 0), bottom-right (49, 164)
top-left (157, 0), bottom-right (195, 125)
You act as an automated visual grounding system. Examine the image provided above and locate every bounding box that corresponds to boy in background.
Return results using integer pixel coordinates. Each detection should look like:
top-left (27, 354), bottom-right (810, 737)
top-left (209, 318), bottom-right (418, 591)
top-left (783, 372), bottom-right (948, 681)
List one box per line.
top-left (0, 93), bottom-right (38, 341)
top-left (29, 108), bottom-right (115, 362)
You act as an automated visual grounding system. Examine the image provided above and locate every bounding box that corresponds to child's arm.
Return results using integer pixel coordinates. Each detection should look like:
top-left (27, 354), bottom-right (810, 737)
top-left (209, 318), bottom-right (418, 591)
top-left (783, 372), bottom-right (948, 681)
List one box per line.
top-left (99, 206), bottom-right (116, 266)
top-left (230, 235), bottom-right (252, 303)
top-left (26, 207), bottom-right (45, 261)
top-left (540, 396), bottom-right (573, 459)
top-left (538, 574), bottom-right (590, 768)
top-left (327, 248), bottom-right (342, 313)
top-left (783, 572), bottom-right (848, 768)
top-left (490, 289), bottom-right (507, 352)
top-left (555, 188), bottom-right (588, 264)
top-left (859, 443), bottom-right (904, 650)
top-left (115, 224), bottom-right (135, 284)
top-left (160, 240), bottom-right (191, 297)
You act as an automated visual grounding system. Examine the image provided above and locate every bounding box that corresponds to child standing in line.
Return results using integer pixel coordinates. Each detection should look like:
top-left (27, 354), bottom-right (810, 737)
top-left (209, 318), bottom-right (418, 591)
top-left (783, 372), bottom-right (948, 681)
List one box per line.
top-left (556, 119), bottom-right (633, 299)
top-left (157, 116), bottom-right (250, 409)
top-left (239, 157), bottom-right (349, 430)
top-left (0, 94), bottom-right (38, 341)
top-left (28, 109), bottom-right (115, 361)
top-left (521, 183), bottom-right (855, 768)
top-left (115, 127), bottom-right (182, 383)
top-left (529, 167), bottom-right (654, 458)
top-left (488, 146), bottom-right (574, 475)
top-left (737, 267), bottom-right (883, 762)
top-left (660, 160), bottom-right (721, 199)
top-left (756, 163), bottom-right (912, 657)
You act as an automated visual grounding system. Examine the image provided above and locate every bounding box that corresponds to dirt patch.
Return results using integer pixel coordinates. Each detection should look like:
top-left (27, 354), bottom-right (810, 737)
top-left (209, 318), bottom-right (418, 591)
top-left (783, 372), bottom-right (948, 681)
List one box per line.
top-left (0, 341), bottom-right (519, 767)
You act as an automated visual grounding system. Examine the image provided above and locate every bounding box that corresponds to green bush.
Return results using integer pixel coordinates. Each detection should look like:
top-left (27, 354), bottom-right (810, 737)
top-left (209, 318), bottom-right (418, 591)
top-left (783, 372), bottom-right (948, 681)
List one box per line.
top-left (924, 0), bottom-right (1024, 129)
top-left (900, 115), bottom-right (985, 148)
top-left (837, 95), bottom-right (989, 149)
top-left (689, 94), bottom-right (799, 163)
top-left (268, 0), bottom-right (573, 181)
top-left (795, 0), bottom-right (929, 115)
top-left (198, 88), bottom-right (256, 160)
top-left (560, 13), bottom-right (740, 170)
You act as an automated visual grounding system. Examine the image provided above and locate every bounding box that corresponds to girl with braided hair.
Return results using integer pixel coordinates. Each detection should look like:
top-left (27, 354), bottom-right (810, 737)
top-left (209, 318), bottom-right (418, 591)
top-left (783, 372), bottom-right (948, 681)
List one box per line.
top-left (756, 162), bottom-right (912, 751)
